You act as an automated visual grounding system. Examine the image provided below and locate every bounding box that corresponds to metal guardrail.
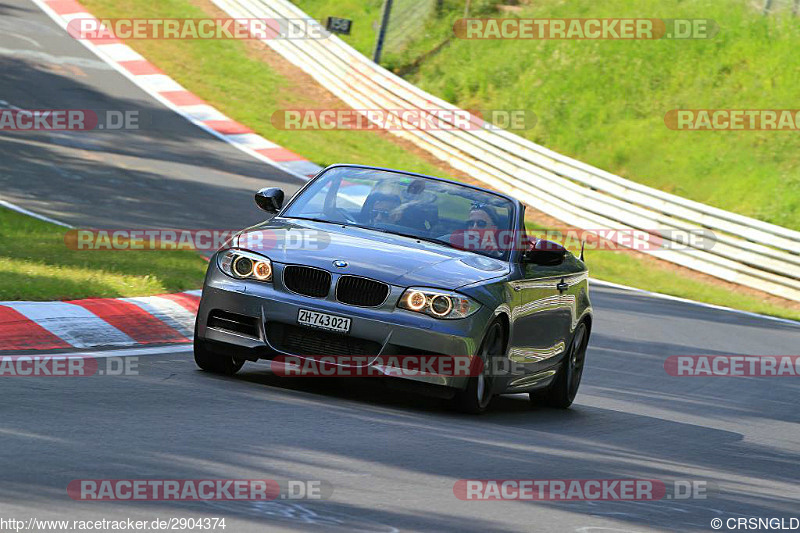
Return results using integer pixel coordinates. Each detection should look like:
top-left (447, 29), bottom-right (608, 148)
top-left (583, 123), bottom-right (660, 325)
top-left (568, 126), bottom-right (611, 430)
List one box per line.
top-left (213, 0), bottom-right (800, 302)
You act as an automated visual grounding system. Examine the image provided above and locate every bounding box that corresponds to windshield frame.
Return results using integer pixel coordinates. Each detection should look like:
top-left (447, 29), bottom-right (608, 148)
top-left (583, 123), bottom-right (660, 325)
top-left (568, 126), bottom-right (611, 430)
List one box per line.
top-left (278, 164), bottom-right (521, 262)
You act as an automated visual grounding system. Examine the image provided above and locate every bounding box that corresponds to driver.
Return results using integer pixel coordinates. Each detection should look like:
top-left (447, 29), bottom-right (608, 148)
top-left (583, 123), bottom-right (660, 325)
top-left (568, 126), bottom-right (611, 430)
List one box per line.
top-left (368, 193), bottom-right (403, 225)
top-left (466, 203), bottom-right (500, 232)
top-left (459, 202), bottom-right (503, 256)
top-left (434, 202), bottom-right (504, 257)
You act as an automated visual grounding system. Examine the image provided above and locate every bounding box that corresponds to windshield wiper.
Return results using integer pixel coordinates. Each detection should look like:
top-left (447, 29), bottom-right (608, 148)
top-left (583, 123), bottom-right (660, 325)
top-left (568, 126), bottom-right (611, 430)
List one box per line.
top-left (407, 235), bottom-right (454, 248)
top-left (362, 228), bottom-right (454, 249)
top-left (285, 216), bottom-right (343, 226)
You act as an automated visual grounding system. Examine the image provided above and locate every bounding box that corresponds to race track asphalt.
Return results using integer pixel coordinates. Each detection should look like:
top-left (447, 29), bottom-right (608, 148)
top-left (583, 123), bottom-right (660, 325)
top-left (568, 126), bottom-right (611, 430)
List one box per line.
top-left (0, 0), bottom-right (304, 230)
top-left (1, 1), bottom-right (798, 531)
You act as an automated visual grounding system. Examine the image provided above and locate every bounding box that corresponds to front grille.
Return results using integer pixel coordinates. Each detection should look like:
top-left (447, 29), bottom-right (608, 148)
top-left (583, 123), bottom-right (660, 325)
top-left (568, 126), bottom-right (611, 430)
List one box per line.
top-left (283, 265), bottom-right (331, 298)
top-left (266, 323), bottom-right (381, 357)
top-left (336, 276), bottom-right (390, 307)
top-left (207, 310), bottom-right (259, 338)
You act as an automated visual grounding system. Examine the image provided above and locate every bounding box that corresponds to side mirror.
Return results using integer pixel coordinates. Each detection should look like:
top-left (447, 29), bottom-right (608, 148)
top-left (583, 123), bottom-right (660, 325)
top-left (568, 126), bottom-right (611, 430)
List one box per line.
top-left (522, 239), bottom-right (567, 266)
top-left (255, 187), bottom-right (284, 213)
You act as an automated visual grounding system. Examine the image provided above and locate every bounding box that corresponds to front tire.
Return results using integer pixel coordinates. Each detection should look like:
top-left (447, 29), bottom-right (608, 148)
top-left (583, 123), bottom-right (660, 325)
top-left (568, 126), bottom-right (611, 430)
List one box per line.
top-left (194, 331), bottom-right (245, 376)
top-left (453, 320), bottom-right (505, 414)
top-left (532, 321), bottom-right (589, 409)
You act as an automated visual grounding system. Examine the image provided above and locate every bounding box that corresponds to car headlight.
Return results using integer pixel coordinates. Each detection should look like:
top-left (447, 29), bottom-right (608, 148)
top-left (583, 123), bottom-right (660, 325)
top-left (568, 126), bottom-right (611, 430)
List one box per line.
top-left (218, 249), bottom-right (273, 282)
top-left (397, 288), bottom-right (481, 319)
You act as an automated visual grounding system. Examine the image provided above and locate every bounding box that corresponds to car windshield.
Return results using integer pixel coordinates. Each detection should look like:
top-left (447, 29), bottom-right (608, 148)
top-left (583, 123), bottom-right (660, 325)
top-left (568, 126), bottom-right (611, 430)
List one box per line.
top-left (281, 167), bottom-right (516, 260)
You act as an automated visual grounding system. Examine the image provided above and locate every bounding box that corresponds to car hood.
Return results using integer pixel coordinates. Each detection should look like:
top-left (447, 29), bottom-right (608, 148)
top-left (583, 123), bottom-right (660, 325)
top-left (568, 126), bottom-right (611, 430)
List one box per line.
top-left (234, 218), bottom-right (509, 289)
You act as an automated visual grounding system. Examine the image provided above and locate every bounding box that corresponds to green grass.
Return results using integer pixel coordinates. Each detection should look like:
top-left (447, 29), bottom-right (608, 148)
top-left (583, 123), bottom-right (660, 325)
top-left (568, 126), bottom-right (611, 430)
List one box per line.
top-left (0, 208), bottom-right (207, 301)
top-left (76, 0), bottom-right (800, 320)
top-left (297, 0), bottom-right (800, 230)
top-left (592, 254), bottom-right (799, 320)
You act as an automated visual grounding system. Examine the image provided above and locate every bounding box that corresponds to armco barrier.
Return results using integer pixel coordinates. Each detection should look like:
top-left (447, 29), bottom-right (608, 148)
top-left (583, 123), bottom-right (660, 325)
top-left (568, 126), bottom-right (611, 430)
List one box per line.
top-left (213, 0), bottom-right (800, 301)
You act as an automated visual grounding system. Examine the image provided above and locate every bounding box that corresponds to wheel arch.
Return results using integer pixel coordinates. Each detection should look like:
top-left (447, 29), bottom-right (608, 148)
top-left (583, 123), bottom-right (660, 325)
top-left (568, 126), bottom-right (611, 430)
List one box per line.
top-left (493, 309), bottom-right (511, 353)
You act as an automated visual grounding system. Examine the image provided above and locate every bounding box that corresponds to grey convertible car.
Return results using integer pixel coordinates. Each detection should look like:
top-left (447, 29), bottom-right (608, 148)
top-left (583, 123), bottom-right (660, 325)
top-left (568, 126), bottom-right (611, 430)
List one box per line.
top-left (194, 164), bottom-right (592, 413)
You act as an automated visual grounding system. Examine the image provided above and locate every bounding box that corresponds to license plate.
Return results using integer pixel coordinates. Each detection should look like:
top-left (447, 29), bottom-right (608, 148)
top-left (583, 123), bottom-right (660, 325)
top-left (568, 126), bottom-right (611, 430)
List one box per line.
top-left (297, 309), bottom-right (351, 333)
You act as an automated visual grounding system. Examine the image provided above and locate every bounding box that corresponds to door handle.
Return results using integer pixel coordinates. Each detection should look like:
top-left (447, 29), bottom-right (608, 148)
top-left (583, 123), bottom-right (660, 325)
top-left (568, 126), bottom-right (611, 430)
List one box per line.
top-left (556, 280), bottom-right (568, 293)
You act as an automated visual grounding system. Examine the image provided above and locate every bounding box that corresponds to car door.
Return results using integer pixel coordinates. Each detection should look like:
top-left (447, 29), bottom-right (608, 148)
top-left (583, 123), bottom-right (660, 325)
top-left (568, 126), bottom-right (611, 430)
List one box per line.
top-left (507, 258), bottom-right (574, 374)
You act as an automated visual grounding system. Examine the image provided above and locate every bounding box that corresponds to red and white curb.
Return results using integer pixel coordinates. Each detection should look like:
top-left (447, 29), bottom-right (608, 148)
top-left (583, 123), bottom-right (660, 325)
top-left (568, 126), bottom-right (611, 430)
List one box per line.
top-left (32, 0), bottom-right (323, 179)
top-left (0, 290), bottom-right (201, 351)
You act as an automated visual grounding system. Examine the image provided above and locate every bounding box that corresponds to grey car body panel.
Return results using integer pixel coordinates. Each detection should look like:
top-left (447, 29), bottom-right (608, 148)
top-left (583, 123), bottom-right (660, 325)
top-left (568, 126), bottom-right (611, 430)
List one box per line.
top-left (233, 218), bottom-right (511, 295)
top-left (196, 164), bottom-right (592, 395)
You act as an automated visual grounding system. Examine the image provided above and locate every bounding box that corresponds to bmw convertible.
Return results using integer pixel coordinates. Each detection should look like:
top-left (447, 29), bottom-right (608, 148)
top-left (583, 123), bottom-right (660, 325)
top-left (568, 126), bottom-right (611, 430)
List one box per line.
top-left (194, 164), bottom-right (592, 413)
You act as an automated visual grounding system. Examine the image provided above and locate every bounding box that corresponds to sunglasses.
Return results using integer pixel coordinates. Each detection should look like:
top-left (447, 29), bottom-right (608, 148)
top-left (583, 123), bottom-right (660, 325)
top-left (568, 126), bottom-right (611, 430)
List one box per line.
top-left (467, 219), bottom-right (489, 228)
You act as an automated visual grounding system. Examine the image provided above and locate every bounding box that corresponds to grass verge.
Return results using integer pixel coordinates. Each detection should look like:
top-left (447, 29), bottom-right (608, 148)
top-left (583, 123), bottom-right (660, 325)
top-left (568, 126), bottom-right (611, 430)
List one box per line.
top-left (76, 0), bottom-right (800, 320)
top-left (0, 208), bottom-right (207, 301)
top-left (297, 0), bottom-right (800, 230)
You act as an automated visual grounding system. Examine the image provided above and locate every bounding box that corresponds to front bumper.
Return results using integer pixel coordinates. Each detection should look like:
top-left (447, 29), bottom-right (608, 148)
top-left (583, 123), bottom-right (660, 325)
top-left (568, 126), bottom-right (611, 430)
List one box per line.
top-left (196, 262), bottom-right (494, 390)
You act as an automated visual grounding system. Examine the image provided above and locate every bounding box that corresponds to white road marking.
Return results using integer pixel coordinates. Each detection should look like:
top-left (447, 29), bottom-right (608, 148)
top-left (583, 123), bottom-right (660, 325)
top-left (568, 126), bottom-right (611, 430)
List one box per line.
top-left (93, 42), bottom-right (144, 62)
top-left (134, 74), bottom-right (185, 93)
top-left (590, 278), bottom-right (800, 325)
top-left (178, 104), bottom-right (229, 122)
top-left (0, 198), bottom-right (72, 227)
top-left (4, 32), bottom-right (42, 48)
top-left (227, 133), bottom-right (278, 149)
top-left (14, 344), bottom-right (192, 360)
top-left (0, 46), bottom-right (109, 69)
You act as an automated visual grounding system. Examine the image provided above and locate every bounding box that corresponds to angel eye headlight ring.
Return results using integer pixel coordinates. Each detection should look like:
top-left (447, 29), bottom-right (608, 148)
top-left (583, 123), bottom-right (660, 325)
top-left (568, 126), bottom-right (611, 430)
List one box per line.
top-left (232, 256), bottom-right (254, 278)
top-left (218, 249), bottom-right (273, 283)
top-left (398, 288), bottom-right (480, 319)
top-left (430, 294), bottom-right (453, 317)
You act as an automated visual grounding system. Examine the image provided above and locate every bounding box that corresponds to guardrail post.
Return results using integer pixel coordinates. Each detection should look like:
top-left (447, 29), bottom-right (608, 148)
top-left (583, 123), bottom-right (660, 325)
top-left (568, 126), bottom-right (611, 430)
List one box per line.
top-left (373, 0), bottom-right (394, 64)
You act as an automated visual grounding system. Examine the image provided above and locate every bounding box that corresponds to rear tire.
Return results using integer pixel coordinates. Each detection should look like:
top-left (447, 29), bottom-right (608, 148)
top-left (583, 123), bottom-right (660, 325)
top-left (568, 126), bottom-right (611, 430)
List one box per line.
top-left (194, 329), bottom-right (245, 376)
top-left (453, 320), bottom-right (505, 414)
top-left (531, 321), bottom-right (588, 409)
